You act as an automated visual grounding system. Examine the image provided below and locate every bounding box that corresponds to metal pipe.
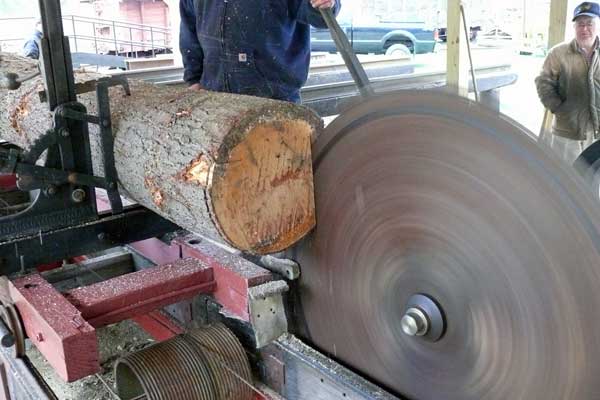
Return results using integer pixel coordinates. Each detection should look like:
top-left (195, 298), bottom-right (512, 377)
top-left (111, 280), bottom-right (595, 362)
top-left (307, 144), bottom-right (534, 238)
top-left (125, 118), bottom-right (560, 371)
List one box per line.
top-left (71, 15), bottom-right (78, 52)
top-left (460, 4), bottom-right (479, 102)
top-left (150, 27), bottom-right (155, 57)
top-left (92, 22), bottom-right (98, 54)
top-left (113, 21), bottom-right (118, 56)
top-left (129, 27), bottom-right (134, 56)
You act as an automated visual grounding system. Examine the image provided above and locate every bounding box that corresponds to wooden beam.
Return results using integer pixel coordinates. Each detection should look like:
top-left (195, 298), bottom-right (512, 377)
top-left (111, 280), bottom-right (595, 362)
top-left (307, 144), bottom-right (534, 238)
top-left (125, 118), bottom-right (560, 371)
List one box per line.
top-left (65, 258), bottom-right (215, 328)
top-left (10, 257), bottom-right (216, 382)
top-left (9, 274), bottom-right (100, 382)
top-left (177, 236), bottom-right (272, 321)
top-left (446, 0), bottom-right (469, 97)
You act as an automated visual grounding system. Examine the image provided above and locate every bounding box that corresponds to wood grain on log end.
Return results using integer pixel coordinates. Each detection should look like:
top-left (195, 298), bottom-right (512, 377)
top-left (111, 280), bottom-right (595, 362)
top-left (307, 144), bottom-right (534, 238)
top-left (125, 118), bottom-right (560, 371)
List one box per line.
top-left (210, 119), bottom-right (316, 254)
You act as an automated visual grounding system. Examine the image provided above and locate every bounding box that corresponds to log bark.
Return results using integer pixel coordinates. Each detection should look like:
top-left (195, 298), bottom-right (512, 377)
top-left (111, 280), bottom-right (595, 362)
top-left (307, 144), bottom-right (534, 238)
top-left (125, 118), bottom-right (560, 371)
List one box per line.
top-left (0, 53), bottom-right (321, 254)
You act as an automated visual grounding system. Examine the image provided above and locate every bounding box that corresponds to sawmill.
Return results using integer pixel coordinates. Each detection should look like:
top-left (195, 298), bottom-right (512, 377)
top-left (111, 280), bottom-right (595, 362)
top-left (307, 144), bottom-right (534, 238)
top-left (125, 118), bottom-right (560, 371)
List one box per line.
top-left (1, 0), bottom-right (600, 399)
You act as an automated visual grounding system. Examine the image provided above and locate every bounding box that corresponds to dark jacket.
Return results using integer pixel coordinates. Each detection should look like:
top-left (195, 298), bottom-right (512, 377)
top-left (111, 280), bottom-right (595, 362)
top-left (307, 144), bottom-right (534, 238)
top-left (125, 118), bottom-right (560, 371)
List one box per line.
top-left (23, 30), bottom-right (42, 59)
top-left (179, 0), bottom-right (341, 102)
top-left (535, 38), bottom-right (600, 140)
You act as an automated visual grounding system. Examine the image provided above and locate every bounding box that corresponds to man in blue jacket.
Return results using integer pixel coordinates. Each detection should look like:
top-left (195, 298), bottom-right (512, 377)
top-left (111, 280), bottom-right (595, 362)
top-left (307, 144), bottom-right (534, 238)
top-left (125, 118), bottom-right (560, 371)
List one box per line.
top-left (23, 21), bottom-right (43, 59)
top-left (179, 0), bottom-right (340, 103)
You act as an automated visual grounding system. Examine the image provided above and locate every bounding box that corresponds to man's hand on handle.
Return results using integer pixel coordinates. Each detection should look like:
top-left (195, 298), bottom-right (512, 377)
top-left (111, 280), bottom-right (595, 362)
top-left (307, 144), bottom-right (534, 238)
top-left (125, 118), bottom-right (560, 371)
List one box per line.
top-left (188, 83), bottom-right (203, 91)
top-left (311, 0), bottom-right (336, 9)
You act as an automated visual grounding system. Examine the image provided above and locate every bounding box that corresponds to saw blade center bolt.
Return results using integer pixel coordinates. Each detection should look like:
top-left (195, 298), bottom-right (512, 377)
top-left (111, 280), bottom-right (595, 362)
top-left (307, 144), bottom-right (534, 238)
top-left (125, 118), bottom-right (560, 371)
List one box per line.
top-left (401, 294), bottom-right (446, 342)
top-left (401, 307), bottom-right (429, 336)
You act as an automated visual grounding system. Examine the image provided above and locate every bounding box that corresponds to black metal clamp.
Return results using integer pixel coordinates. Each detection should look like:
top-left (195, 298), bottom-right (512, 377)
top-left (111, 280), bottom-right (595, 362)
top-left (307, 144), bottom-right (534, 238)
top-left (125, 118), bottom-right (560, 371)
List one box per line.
top-left (53, 76), bottom-right (131, 214)
top-left (0, 77), bottom-right (130, 215)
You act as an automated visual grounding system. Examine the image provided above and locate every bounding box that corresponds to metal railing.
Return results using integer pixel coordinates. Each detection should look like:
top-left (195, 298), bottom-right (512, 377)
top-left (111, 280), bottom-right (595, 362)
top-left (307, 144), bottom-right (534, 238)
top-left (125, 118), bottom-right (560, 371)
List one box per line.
top-left (0, 15), bottom-right (171, 58)
top-left (63, 15), bottom-right (171, 57)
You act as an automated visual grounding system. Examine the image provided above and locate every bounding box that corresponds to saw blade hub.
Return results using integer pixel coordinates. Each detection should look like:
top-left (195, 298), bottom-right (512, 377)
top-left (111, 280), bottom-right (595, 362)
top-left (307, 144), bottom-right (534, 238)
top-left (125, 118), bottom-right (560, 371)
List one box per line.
top-left (402, 294), bottom-right (445, 341)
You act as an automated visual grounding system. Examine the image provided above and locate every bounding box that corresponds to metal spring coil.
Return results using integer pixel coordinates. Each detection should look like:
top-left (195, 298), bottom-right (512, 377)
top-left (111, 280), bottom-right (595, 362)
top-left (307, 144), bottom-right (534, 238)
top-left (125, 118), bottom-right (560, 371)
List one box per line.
top-left (183, 323), bottom-right (253, 400)
top-left (114, 323), bottom-right (253, 400)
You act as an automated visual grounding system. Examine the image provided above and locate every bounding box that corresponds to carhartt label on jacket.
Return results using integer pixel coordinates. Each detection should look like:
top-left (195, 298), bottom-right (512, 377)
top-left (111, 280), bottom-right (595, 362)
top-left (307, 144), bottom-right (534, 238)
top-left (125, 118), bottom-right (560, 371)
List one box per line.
top-left (238, 53), bottom-right (247, 62)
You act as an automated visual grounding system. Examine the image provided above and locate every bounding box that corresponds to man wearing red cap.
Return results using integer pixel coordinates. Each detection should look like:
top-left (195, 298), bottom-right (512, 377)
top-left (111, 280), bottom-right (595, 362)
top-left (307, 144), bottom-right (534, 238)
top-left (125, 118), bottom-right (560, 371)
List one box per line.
top-left (536, 1), bottom-right (600, 164)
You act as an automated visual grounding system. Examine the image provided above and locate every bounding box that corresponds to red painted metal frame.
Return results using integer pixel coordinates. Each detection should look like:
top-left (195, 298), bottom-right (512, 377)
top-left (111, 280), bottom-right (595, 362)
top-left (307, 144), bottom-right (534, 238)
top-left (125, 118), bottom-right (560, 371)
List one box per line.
top-left (10, 258), bottom-right (215, 382)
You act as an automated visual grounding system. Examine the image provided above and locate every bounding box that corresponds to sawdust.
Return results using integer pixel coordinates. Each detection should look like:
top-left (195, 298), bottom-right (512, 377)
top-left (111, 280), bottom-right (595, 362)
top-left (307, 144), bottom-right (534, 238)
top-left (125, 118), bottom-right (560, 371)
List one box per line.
top-left (9, 85), bottom-right (40, 135)
top-left (27, 320), bottom-right (154, 400)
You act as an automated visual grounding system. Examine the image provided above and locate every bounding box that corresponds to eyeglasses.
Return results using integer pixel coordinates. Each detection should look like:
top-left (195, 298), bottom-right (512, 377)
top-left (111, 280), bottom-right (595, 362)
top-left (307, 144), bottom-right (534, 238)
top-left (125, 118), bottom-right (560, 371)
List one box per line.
top-left (576, 21), bottom-right (597, 28)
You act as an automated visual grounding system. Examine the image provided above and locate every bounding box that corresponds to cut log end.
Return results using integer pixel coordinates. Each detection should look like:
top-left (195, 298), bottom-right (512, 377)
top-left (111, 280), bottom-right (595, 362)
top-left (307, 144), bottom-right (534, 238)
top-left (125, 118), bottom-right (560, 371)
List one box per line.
top-left (210, 119), bottom-right (316, 254)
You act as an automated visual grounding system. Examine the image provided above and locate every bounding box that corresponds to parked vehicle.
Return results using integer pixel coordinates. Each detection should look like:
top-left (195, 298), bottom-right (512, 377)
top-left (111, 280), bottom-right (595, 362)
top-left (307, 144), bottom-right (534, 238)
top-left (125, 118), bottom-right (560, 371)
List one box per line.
top-left (519, 34), bottom-right (547, 56)
top-left (477, 28), bottom-right (514, 47)
top-left (437, 26), bottom-right (481, 42)
top-left (311, 21), bottom-right (438, 56)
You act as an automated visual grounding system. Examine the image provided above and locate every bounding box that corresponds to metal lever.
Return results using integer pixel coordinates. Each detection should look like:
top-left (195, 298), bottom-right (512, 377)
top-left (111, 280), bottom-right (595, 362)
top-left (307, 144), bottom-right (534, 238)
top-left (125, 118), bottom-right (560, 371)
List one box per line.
top-left (319, 8), bottom-right (374, 98)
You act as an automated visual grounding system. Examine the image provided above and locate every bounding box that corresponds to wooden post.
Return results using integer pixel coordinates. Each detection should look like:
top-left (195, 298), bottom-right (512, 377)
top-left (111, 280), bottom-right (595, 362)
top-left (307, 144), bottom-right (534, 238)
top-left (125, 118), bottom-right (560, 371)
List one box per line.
top-left (539, 0), bottom-right (569, 140)
top-left (548, 0), bottom-right (569, 48)
top-left (446, 0), bottom-right (469, 97)
top-left (9, 274), bottom-right (100, 382)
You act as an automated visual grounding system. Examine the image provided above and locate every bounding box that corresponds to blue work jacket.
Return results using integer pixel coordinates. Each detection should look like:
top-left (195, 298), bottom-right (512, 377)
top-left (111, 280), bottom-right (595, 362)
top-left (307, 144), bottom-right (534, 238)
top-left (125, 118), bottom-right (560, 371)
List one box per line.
top-left (179, 0), bottom-right (341, 102)
top-left (23, 30), bottom-right (42, 59)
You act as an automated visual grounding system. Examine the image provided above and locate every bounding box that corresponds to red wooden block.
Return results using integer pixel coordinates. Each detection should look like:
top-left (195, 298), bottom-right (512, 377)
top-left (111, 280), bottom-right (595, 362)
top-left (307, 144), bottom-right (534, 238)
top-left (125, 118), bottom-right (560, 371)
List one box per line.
top-left (65, 258), bottom-right (215, 328)
top-left (132, 310), bottom-right (184, 341)
top-left (0, 174), bottom-right (16, 191)
top-left (10, 274), bottom-right (99, 382)
top-left (35, 261), bottom-right (63, 273)
top-left (129, 237), bottom-right (182, 265)
top-left (176, 237), bottom-right (272, 321)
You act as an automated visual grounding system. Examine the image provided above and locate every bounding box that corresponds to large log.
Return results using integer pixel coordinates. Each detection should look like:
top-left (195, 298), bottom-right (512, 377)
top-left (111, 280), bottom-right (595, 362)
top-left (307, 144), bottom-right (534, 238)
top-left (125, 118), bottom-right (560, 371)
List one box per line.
top-left (0, 53), bottom-right (321, 254)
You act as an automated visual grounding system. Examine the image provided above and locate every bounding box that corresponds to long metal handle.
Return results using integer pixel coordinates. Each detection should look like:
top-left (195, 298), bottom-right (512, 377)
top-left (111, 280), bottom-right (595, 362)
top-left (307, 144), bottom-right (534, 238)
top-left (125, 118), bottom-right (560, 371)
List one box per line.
top-left (460, 4), bottom-right (479, 102)
top-left (319, 8), bottom-right (374, 98)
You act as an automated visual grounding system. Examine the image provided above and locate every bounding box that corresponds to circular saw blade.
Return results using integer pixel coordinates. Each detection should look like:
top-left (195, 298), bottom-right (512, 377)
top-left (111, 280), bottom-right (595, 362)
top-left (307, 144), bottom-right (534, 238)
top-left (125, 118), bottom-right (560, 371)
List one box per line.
top-left (293, 91), bottom-right (600, 400)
